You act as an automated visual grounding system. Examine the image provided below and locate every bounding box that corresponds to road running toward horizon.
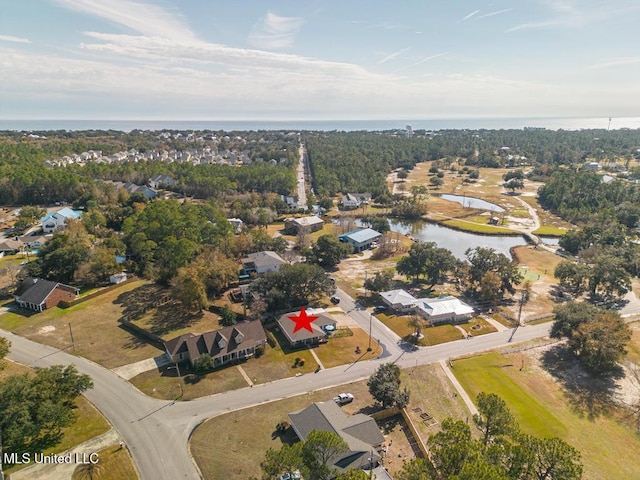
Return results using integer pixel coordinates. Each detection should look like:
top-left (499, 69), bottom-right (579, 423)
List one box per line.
top-left (2, 298), bottom-right (552, 480)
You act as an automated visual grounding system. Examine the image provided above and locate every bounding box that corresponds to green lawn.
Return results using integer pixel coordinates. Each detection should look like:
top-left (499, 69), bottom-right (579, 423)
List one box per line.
top-left (452, 351), bottom-right (640, 480)
top-left (458, 317), bottom-right (497, 337)
top-left (377, 313), bottom-right (464, 345)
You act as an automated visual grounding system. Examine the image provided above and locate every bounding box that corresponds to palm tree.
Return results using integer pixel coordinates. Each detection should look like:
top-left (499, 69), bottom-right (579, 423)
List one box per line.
top-left (408, 315), bottom-right (424, 341)
top-left (74, 457), bottom-right (103, 480)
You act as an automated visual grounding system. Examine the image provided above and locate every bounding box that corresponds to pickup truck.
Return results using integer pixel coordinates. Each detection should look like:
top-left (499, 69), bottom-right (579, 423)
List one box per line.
top-left (333, 393), bottom-right (354, 405)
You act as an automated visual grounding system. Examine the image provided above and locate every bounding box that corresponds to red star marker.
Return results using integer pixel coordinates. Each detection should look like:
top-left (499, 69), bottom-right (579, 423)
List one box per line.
top-left (288, 307), bottom-right (319, 333)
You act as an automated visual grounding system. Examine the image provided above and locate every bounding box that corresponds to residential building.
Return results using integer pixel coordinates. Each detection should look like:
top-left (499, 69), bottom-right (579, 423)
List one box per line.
top-left (241, 251), bottom-right (286, 275)
top-left (227, 218), bottom-right (244, 234)
top-left (276, 310), bottom-right (337, 347)
top-left (583, 162), bottom-right (600, 171)
top-left (109, 272), bottom-right (128, 284)
top-left (379, 289), bottom-right (417, 313)
top-left (14, 277), bottom-right (79, 312)
top-left (341, 193), bottom-right (371, 209)
top-left (284, 215), bottom-right (324, 235)
top-left (414, 295), bottom-right (474, 325)
top-left (0, 238), bottom-right (23, 256)
top-left (148, 174), bottom-right (177, 189)
top-left (288, 401), bottom-right (385, 473)
top-left (338, 228), bottom-right (382, 252)
top-left (164, 321), bottom-right (267, 368)
top-left (40, 207), bottom-right (83, 233)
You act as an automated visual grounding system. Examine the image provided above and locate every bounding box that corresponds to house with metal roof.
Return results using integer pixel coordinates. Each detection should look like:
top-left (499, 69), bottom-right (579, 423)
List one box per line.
top-left (414, 295), bottom-right (474, 325)
top-left (379, 289), bottom-right (418, 313)
top-left (13, 277), bottom-right (79, 312)
top-left (288, 401), bottom-right (385, 473)
top-left (284, 215), bottom-right (324, 235)
top-left (40, 207), bottom-right (83, 233)
top-left (338, 228), bottom-right (382, 252)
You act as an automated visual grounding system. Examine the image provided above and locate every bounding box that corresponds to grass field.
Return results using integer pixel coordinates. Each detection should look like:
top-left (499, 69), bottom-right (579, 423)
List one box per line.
top-left (452, 350), bottom-right (640, 480)
top-left (377, 313), bottom-right (465, 345)
top-left (190, 363), bottom-right (469, 480)
top-left (72, 445), bottom-right (139, 480)
top-left (0, 279), bottom-right (164, 368)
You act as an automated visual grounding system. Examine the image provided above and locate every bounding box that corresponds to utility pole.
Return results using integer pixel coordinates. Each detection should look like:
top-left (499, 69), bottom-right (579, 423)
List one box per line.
top-left (367, 313), bottom-right (373, 351)
top-left (508, 290), bottom-right (526, 343)
top-left (68, 322), bottom-right (75, 350)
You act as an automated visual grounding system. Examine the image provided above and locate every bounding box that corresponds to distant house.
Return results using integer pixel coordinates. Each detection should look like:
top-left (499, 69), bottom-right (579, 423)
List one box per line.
top-left (148, 174), bottom-right (177, 189)
top-left (241, 251), bottom-right (286, 275)
top-left (288, 401), bottom-right (385, 473)
top-left (379, 289), bottom-right (417, 313)
top-left (227, 218), bottom-right (244, 234)
top-left (14, 277), bottom-right (79, 312)
top-left (284, 215), bottom-right (324, 235)
top-left (341, 193), bottom-right (372, 209)
top-left (164, 321), bottom-right (267, 368)
top-left (276, 310), bottom-right (336, 347)
top-left (40, 207), bottom-right (83, 233)
top-left (281, 195), bottom-right (299, 209)
top-left (338, 228), bottom-right (382, 252)
top-left (583, 162), bottom-right (600, 172)
top-left (0, 238), bottom-right (23, 256)
top-left (20, 232), bottom-right (51, 251)
top-left (414, 295), bottom-right (474, 325)
top-left (109, 272), bottom-right (128, 284)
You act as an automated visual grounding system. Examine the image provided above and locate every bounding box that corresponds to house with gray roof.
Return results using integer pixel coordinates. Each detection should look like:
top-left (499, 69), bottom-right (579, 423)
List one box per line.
top-left (284, 215), bottom-right (324, 235)
top-left (164, 321), bottom-right (267, 368)
top-left (276, 309), bottom-right (336, 347)
top-left (14, 277), bottom-right (79, 312)
top-left (241, 251), bottom-right (286, 275)
top-left (414, 295), bottom-right (474, 325)
top-left (380, 289), bottom-right (417, 313)
top-left (289, 401), bottom-right (385, 473)
top-left (338, 228), bottom-right (382, 252)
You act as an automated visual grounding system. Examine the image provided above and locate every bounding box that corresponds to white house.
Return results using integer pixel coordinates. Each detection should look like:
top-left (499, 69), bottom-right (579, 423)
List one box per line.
top-left (40, 207), bottom-right (83, 233)
top-left (109, 272), bottom-right (128, 284)
top-left (414, 295), bottom-right (474, 325)
top-left (341, 193), bottom-right (372, 209)
top-left (241, 251), bottom-right (286, 275)
top-left (379, 289), bottom-right (417, 313)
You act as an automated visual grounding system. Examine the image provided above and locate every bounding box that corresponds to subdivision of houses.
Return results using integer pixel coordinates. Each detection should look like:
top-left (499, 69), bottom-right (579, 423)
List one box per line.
top-left (13, 277), bottom-right (79, 312)
top-left (164, 321), bottom-right (267, 368)
top-left (288, 401), bottom-right (385, 473)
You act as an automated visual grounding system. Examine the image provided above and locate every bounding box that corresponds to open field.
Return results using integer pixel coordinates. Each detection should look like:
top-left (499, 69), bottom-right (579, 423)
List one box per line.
top-left (452, 349), bottom-right (640, 480)
top-left (190, 363), bottom-right (468, 480)
top-left (0, 279), bottom-right (164, 368)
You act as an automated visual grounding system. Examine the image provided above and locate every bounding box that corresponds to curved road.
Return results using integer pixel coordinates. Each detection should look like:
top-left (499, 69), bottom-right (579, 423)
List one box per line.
top-left (2, 312), bottom-right (552, 480)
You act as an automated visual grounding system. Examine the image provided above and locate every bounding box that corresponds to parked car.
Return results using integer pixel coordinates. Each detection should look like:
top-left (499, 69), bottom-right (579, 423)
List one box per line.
top-left (373, 305), bottom-right (387, 314)
top-left (330, 296), bottom-right (340, 304)
top-left (278, 471), bottom-right (301, 480)
top-left (333, 393), bottom-right (354, 405)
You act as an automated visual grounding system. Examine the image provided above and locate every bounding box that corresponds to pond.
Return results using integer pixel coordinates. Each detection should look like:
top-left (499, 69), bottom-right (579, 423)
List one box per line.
top-left (439, 194), bottom-right (505, 212)
top-left (389, 220), bottom-right (558, 260)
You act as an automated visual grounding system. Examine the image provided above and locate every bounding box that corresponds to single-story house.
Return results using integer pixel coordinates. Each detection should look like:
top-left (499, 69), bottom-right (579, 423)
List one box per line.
top-left (14, 277), bottom-right (79, 312)
top-left (341, 193), bottom-right (372, 209)
top-left (284, 215), bottom-right (324, 235)
top-left (241, 251), bottom-right (287, 275)
top-left (40, 207), bottom-right (83, 233)
top-left (338, 228), bottom-right (382, 252)
top-left (164, 321), bottom-right (267, 368)
top-left (148, 174), bottom-right (176, 189)
top-left (277, 310), bottom-right (336, 347)
top-left (414, 295), bottom-right (474, 325)
top-left (289, 401), bottom-right (385, 473)
top-left (583, 162), bottom-right (600, 172)
top-left (0, 238), bottom-right (23, 255)
top-left (379, 289), bottom-right (417, 313)
top-left (109, 272), bottom-right (128, 284)
top-left (281, 195), bottom-right (300, 209)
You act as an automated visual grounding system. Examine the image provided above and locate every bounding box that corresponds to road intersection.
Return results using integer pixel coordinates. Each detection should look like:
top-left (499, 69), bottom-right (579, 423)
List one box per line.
top-left (2, 291), bottom-right (552, 480)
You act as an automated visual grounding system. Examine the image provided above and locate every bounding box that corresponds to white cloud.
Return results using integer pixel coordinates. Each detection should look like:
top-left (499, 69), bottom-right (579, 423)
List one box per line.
top-left (411, 52), bottom-right (448, 66)
top-left (53, 0), bottom-right (197, 42)
top-left (0, 34), bottom-right (31, 44)
top-left (247, 12), bottom-right (305, 50)
top-left (589, 57), bottom-right (640, 70)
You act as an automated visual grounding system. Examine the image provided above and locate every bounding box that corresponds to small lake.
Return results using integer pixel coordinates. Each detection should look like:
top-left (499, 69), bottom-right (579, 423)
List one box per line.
top-left (439, 194), bottom-right (505, 212)
top-left (388, 220), bottom-right (558, 260)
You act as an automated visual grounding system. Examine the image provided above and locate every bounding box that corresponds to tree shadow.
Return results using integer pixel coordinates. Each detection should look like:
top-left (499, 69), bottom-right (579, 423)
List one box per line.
top-left (144, 301), bottom-right (203, 337)
top-left (113, 283), bottom-right (167, 319)
top-left (541, 345), bottom-right (624, 420)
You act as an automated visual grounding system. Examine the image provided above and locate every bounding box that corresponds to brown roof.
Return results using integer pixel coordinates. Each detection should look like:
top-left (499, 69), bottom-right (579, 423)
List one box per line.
top-left (164, 321), bottom-right (267, 362)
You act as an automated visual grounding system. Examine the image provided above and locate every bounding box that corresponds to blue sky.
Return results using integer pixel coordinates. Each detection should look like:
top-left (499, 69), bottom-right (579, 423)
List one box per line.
top-left (1, 0), bottom-right (639, 120)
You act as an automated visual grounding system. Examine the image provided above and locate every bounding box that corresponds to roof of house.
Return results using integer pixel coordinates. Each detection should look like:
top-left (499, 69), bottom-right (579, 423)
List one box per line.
top-left (41, 207), bottom-right (83, 223)
top-left (415, 296), bottom-right (474, 317)
top-left (339, 228), bottom-right (382, 244)
top-left (277, 310), bottom-right (336, 343)
top-left (288, 216), bottom-right (324, 227)
top-left (289, 401), bottom-right (384, 472)
top-left (241, 251), bottom-right (286, 268)
top-left (0, 238), bottom-right (23, 251)
top-left (380, 289), bottom-right (417, 307)
top-left (15, 277), bottom-right (78, 306)
top-left (164, 321), bottom-right (267, 362)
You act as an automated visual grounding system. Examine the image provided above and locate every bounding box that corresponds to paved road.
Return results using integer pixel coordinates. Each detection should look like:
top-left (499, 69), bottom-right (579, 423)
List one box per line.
top-left (1, 306), bottom-right (552, 480)
top-left (296, 142), bottom-right (307, 209)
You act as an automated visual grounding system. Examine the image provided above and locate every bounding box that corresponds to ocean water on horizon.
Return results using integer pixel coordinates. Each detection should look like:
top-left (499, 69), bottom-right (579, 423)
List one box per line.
top-left (1, 117), bottom-right (639, 132)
